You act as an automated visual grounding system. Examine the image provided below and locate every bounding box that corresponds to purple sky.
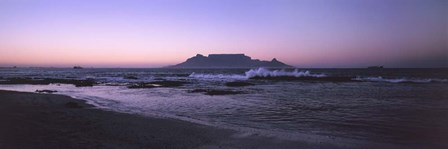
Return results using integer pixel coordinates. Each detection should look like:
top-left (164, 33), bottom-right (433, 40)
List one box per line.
top-left (0, 0), bottom-right (446, 68)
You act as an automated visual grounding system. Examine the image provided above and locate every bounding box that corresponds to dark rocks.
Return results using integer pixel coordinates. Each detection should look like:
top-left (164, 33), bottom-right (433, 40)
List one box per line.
top-left (73, 79), bottom-right (96, 87)
top-left (249, 76), bottom-right (357, 82)
top-left (35, 90), bottom-right (58, 94)
top-left (189, 89), bottom-right (244, 96)
top-left (0, 78), bottom-right (97, 87)
top-left (205, 90), bottom-right (243, 95)
top-left (225, 81), bottom-right (254, 87)
top-left (189, 89), bottom-right (208, 93)
top-left (124, 76), bottom-right (139, 80)
top-left (0, 77), bottom-right (46, 85)
top-left (65, 102), bottom-right (83, 108)
top-left (128, 80), bottom-right (188, 89)
top-left (128, 83), bottom-right (158, 89)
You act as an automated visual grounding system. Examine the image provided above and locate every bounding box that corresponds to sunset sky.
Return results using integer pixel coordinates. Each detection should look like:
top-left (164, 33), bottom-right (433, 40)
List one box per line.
top-left (0, 0), bottom-right (447, 68)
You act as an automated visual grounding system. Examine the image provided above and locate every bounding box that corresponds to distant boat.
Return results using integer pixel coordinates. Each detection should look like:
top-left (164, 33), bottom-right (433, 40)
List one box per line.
top-left (367, 66), bottom-right (384, 69)
top-left (73, 66), bottom-right (83, 69)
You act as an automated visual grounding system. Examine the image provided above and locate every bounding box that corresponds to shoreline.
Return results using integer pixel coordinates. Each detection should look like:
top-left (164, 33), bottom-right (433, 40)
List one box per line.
top-left (0, 85), bottom-right (444, 148)
top-left (0, 90), bottom-right (344, 149)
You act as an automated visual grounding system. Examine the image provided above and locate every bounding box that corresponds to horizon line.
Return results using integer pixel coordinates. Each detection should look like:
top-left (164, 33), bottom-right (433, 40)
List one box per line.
top-left (1, 66), bottom-right (447, 69)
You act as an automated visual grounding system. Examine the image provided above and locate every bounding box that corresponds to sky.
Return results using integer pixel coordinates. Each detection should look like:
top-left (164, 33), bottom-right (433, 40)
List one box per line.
top-left (0, 0), bottom-right (447, 68)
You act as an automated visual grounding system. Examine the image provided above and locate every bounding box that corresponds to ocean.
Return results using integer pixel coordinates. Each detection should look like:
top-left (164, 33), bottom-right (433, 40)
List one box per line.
top-left (1, 68), bottom-right (447, 146)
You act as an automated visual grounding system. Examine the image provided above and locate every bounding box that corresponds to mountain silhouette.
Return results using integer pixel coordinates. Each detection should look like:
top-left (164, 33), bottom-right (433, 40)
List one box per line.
top-left (168, 54), bottom-right (293, 68)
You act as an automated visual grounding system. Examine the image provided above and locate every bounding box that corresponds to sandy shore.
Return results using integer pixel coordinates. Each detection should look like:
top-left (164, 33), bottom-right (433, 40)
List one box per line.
top-left (0, 90), bottom-right (345, 149)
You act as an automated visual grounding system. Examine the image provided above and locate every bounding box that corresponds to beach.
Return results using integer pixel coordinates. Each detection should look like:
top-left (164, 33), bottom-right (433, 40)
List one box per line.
top-left (0, 90), bottom-right (343, 149)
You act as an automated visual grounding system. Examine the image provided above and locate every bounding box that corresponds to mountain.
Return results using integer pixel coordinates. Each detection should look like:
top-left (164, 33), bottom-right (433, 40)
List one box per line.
top-left (168, 54), bottom-right (293, 68)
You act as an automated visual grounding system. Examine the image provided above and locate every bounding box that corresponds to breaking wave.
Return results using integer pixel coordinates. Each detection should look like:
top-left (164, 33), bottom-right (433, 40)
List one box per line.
top-left (188, 73), bottom-right (247, 80)
top-left (245, 68), bottom-right (326, 78)
top-left (189, 68), bottom-right (326, 80)
top-left (189, 68), bottom-right (448, 84)
top-left (353, 76), bottom-right (448, 83)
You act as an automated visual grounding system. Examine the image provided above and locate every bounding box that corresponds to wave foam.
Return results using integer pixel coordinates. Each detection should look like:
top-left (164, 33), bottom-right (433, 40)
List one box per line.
top-left (189, 68), bottom-right (326, 80)
top-left (188, 72), bottom-right (247, 80)
top-left (245, 68), bottom-right (326, 78)
top-left (189, 68), bottom-right (447, 84)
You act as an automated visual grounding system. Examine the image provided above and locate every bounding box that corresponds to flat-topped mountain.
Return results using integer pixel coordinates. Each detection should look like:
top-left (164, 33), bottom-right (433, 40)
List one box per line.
top-left (168, 54), bottom-right (293, 68)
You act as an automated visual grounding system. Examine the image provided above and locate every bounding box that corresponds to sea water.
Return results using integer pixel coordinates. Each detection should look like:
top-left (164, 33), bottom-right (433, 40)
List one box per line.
top-left (0, 68), bottom-right (447, 146)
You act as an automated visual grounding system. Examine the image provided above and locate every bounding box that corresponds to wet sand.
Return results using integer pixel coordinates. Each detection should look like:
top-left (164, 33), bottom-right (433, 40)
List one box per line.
top-left (0, 90), bottom-right (343, 149)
